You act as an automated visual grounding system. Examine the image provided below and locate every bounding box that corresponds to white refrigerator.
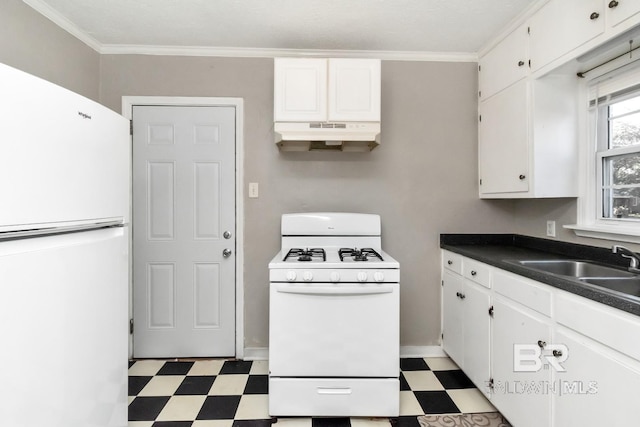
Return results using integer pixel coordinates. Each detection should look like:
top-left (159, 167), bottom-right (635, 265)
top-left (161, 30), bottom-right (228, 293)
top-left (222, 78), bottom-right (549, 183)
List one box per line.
top-left (0, 63), bottom-right (130, 426)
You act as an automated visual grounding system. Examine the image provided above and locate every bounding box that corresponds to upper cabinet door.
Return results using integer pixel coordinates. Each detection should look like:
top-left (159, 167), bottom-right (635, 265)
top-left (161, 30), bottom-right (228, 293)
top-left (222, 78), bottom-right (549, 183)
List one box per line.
top-left (274, 58), bottom-right (328, 122)
top-left (607, 0), bottom-right (640, 29)
top-left (479, 23), bottom-right (529, 101)
top-left (328, 59), bottom-right (381, 122)
top-left (529, 0), bottom-right (604, 72)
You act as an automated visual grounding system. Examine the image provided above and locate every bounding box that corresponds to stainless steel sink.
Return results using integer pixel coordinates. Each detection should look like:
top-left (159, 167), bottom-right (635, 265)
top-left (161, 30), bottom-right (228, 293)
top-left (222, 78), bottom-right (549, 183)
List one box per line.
top-left (515, 260), bottom-right (634, 278)
top-left (579, 277), bottom-right (640, 298)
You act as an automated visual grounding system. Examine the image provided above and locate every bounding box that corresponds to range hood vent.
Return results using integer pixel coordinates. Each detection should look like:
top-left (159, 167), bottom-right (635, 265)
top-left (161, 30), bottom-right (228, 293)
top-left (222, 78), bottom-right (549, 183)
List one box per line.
top-left (275, 122), bottom-right (380, 152)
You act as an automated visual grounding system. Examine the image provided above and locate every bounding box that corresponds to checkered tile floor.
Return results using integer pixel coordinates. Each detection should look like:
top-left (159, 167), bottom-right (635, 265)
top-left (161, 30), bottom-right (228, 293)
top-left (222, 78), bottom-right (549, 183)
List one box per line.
top-left (128, 357), bottom-right (497, 427)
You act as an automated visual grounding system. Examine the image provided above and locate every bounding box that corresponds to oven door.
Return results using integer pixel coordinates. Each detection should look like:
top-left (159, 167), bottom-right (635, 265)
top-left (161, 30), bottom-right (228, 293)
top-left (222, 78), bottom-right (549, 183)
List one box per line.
top-left (269, 282), bottom-right (399, 377)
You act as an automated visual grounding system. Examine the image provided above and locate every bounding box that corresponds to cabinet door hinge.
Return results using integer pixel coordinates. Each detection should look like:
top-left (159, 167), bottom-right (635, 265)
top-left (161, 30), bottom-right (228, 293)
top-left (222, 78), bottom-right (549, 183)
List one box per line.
top-left (488, 378), bottom-right (494, 390)
top-left (129, 318), bottom-right (134, 334)
top-left (478, 64), bottom-right (481, 72)
top-left (130, 120), bottom-right (133, 136)
top-left (479, 178), bottom-right (483, 186)
top-left (478, 90), bottom-right (482, 98)
top-left (527, 26), bottom-right (530, 35)
top-left (479, 114), bottom-right (482, 123)
top-left (441, 333), bottom-right (444, 340)
top-left (441, 280), bottom-right (444, 287)
top-left (488, 305), bottom-right (494, 317)
top-left (528, 59), bottom-right (531, 68)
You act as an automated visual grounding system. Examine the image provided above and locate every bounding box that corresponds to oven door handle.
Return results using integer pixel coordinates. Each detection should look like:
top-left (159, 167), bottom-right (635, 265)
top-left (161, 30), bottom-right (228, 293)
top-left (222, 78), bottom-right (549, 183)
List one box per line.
top-left (276, 284), bottom-right (394, 296)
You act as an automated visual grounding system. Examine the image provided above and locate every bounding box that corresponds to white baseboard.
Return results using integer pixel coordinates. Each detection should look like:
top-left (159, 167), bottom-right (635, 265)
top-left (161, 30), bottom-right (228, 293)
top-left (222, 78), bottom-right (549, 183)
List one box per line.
top-left (242, 346), bottom-right (446, 361)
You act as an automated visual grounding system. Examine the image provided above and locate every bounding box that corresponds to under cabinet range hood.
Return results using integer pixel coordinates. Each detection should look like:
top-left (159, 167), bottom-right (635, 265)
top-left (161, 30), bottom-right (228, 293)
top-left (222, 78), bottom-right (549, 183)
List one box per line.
top-left (274, 122), bottom-right (381, 152)
top-left (274, 57), bottom-right (382, 152)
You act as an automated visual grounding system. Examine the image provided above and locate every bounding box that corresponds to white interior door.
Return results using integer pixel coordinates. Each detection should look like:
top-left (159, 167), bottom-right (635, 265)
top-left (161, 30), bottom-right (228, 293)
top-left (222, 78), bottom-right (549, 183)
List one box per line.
top-left (132, 105), bottom-right (236, 358)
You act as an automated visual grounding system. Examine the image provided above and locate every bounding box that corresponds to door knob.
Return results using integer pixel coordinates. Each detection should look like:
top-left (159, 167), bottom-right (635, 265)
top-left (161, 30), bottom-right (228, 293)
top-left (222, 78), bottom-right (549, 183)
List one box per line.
top-left (223, 248), bottom-right (232, 258)
top-left (223, 231), bottom-right (232, 239)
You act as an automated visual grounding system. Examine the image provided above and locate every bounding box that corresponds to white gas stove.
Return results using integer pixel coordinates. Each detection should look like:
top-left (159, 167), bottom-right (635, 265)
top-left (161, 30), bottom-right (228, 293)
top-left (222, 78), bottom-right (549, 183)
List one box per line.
top-left (268, 213), bottom-right (400, 418)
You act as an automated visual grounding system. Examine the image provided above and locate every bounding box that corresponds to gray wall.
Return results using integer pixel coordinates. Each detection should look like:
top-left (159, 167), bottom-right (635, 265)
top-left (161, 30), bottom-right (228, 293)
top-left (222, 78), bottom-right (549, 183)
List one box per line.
top-left (100, 55), bottom-right (518, 348)
top-left (0, 0), bottom-right (100, 100)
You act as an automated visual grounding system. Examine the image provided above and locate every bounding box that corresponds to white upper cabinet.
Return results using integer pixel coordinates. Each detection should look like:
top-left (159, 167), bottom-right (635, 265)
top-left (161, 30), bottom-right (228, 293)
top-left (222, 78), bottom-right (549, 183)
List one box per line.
top-left (328, 59), bottom-right (381, 122)
top-left (274, 58), bottom-right (381, 123)
top-left (274, 58), bottom-right (327, 122)
top-left (529, 0), bottom-right (604, 72)
top-left (607, 0), bottom-right (640, 30)
top-left (479, 23), bottom-right (530, 101)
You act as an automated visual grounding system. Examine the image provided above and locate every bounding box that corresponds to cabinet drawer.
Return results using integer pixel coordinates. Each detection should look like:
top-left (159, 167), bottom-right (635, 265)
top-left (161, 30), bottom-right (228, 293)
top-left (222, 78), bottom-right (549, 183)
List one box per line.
top-left (493, 269), bottom-right (552, 316)
top-left (463, 259), bottom-right (491, 288)
top-left (442, 251), bottom-right (462, 275)
top-left (556, 291), bottom-right (640, 362)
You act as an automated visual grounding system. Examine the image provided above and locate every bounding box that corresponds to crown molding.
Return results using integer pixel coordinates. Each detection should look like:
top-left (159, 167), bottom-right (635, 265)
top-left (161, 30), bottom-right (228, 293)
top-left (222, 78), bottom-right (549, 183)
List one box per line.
top-left (23, 0), bottom-right (477, 62)
top-left (23, 0), bottom-right (102, 52)
top-left (99, 44), bottom-right (478, 62)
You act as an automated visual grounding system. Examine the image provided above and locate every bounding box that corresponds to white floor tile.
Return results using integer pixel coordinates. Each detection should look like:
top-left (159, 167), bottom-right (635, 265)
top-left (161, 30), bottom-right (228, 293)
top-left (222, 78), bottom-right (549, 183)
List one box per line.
top-left (208, 374), bottom-right (249, 395)
top-left (403, 370), bottom-right (445, 391)
top-left (128, 360), bottom-right (166, 376)
top-left (447, 388), bottom-right (497, 413)
top-left (188, 360), bottom-right (225, 376)
top-left (155, 395), bottom-right (207, 421)
top-left (272, 418), bottom-right (313, 427)
top-left (249, 360), bottom-right (269, 375)
top-left (424, 357), bottom-right (459, 371)
top-left (234, 394), bottom-right (270, 420)
top-left (137, 375), bottom-right (184, 396)
top-left (399, 390), bottom-right (424, 416)
top-left (350, 418), bottom-right (393, 427)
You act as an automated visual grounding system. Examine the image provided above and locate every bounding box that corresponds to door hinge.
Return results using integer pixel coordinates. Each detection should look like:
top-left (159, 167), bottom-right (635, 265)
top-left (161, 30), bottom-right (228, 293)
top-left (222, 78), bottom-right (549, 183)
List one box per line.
top-left (129, 318), bottom-right (134, 334)
top-left (488, 305), bottom-right (494, 317)
top-left (478, 64), bottom-right (481, 72)
top-left (479, 114), bottom-right (482, 123)
top-left (527, 26), bottom-right (530, 35)
top-left (479, 178), bottom-right (483, 186)
top-left (130, 120), bottom-right (133, 136)
top-left (478, 90), bottom-right (482, 98)
top-left (528, 59), bottom-right (531, 68)
top-left (488, 377), bottom-right (494, 390)
top-left (441, 333), bottom-right (444, 340)
top-left (441, 280), bottom-right (444, 287)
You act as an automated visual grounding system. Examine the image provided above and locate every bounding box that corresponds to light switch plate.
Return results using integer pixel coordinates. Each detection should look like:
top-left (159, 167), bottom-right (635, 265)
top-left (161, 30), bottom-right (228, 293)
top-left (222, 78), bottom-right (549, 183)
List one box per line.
top-left (546, 220), bottom-right (556, 237)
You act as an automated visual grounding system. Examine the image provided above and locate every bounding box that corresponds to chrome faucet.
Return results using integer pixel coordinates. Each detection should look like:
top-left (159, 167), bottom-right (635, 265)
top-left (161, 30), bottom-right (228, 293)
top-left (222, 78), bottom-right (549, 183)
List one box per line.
top-left (612, 245), bottom-right (640, 273)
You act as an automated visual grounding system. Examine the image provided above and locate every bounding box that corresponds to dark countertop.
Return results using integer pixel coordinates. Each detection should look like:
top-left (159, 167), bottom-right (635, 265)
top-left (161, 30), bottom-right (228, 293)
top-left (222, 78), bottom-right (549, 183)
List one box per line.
top-left (440, 234), bottom-right (640, 317)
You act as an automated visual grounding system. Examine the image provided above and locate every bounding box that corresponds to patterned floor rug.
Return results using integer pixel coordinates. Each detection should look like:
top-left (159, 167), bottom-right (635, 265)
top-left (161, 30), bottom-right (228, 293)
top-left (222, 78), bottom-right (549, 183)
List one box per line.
top-left (418, 413), bottom-right (512, 427)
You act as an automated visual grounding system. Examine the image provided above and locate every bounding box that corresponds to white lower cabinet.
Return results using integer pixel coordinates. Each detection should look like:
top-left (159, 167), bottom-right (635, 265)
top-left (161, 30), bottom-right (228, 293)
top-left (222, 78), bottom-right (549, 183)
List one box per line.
top-left (553, 327), bottom-right (640, 426)
top-left (441, 250), bottom-right (640, 427)
top-left (491, 296), bottom-right (552, 427)
top-left (441, 253), bottom-right (491, 396)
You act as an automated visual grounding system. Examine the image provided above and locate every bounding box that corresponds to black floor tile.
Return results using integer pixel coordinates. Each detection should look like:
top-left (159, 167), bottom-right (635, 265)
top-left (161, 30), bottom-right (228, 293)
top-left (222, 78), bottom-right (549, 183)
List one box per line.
top-left (400, 358), bottom-right (430, 371)
top-left (156, 361), bottom-right (195, 376)
top-left (399, 372), bottom-right (411, 391)
top-left (433, 370), bottom-right (475, 389)
top-left (220, 360), bottom-right (253, 374)
top-left (175, 375), bottom-right (217, 395)
top-left (244, 374), bottom-right (269, 394)
top-left (196, 395), bottom-right (242, 420)
top-left (394, 416), bottom-right (421, 427)
top-left (128, 396), bottom-right (171, 421)
top-left (129, 376), bottom-right (153, 396)
top-left (312, 417), bottom-right (351, 427)
top-left (413, 390), bottom-right (461, 414)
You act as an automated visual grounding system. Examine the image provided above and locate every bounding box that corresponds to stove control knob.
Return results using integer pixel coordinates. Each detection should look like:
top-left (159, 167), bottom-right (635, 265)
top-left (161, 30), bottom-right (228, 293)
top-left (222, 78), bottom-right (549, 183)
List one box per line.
top-left (357, 271), bottom-right (368, 282)
top-left (285, 271), bottom-right (297, 282)
top-left (303, 271), bottom-right (314, 282)
top-left (330, 271), bottom-right (341, 283)
top-left (374, 271), bottom-right (385, 282)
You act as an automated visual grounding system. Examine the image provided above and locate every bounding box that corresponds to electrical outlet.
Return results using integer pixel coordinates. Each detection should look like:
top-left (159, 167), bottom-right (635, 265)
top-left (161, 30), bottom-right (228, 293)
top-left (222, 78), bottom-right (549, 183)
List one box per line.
top-left (249, 182), bottom-right (259, 198)
top-left (546, 220), bottom-right (556, 237)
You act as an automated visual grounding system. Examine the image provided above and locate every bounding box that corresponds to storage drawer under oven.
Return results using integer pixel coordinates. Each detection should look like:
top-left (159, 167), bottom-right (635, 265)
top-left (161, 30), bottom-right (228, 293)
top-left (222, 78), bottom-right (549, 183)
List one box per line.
top-left (268, 282), bottom-right (400, 377)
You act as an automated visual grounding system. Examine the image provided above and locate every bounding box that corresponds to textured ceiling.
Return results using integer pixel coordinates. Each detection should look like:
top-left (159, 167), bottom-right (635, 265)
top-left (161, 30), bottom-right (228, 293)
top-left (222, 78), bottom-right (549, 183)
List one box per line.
top-left (25, 0), bottom-right (534, 57)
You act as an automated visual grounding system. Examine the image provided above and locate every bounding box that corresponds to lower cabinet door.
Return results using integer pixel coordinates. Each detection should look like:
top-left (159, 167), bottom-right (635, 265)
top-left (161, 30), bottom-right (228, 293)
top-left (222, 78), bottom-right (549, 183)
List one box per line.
top-left (491, 297), bottom-right (552, 427)
top-left (463, 280), bottom-right (491, 397)
top-left (442, 270), bottom-right (464, 366)
top-left (554, 328), bottom-right (640, 427)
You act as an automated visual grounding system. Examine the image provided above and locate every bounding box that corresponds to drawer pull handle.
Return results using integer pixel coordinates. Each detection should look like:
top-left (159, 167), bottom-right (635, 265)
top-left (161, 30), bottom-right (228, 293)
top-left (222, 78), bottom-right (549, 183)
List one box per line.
top-left (519, 174), bottom-right (526, 180)
top-left (471, 270), bottom-right (477, 276)
top-left (537, 340), bottom-right (546, 348)
top-left (317, 387), bottom-right (352, 395)
top-left (590, 12), bottom-right (600, 20)
top-left (609, 0), bottom-right (619, 7)
top-left (447, 260), bottom-right (453, 265)
top-left (553, 349), bottom-right (563, 358)
top-left (518, 60), bottom-right (525, 66)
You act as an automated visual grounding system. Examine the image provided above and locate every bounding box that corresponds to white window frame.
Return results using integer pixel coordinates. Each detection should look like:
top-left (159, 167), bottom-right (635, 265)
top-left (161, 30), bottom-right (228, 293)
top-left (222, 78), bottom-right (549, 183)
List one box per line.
top-left (567, 63), bottom-right (640, 244)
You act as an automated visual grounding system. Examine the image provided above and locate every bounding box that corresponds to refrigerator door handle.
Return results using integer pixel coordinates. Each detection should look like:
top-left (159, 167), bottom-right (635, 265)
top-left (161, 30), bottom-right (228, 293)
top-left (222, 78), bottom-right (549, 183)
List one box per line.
top-left (0, 218), bottom-right (123, 241)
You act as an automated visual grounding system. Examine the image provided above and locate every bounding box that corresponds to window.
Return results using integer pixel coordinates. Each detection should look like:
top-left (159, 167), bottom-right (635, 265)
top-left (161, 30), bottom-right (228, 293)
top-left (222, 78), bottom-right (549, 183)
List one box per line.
top-left (596, 90), bottom-right (640, 221)
top-left (569, 64), bottom-right (640, 243)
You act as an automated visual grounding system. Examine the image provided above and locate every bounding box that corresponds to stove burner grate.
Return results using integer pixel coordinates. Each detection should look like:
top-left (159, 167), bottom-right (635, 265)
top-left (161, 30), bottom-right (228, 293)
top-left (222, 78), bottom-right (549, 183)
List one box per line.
top-left (284, 248), bottom-right (326, 262)
top-left (339, 247), bottom-right (384, 262)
